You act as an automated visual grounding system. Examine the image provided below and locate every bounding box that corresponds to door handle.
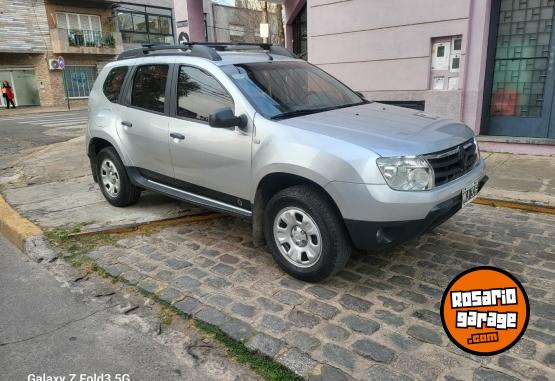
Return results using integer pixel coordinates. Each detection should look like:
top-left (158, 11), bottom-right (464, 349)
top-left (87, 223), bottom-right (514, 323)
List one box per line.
top-left (170, 132), bottom-right (185, 140)
top-left (121, 121), bottom-right (132, 127)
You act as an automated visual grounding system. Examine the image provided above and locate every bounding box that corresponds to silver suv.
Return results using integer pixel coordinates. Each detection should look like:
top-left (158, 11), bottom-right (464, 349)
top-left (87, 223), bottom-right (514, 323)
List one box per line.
top-left (86, 43), bottom-right (487, 281)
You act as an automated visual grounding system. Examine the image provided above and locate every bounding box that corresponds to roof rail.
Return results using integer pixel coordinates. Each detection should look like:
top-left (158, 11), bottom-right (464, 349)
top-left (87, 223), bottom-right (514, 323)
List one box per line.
top-left (116, 42), bottom-right (295, 61)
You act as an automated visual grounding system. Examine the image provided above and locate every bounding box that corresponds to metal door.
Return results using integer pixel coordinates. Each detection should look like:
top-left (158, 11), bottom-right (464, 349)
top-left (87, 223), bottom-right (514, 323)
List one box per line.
top-left (485, 0), bottom-right (555, 138)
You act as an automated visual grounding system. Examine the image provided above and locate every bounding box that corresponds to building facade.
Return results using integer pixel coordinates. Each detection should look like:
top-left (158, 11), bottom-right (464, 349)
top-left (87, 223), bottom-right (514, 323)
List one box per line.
top-left (280, 0), bottom-right (555, 155)
top-left (0, 0), bottom-right (175, 108)
top-left (174, 0), bottom-right (281, 45)
top-left (211, 3), bottom-right (281, 44)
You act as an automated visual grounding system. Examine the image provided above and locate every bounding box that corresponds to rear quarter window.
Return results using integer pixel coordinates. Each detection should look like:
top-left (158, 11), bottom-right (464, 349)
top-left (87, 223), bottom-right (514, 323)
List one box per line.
top-left (103, 66), bottom-right (128, 102)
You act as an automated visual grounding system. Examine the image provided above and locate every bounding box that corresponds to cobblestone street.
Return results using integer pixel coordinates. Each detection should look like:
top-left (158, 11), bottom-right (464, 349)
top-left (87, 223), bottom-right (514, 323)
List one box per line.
top-left (84, 204), bottom-right (554, 380)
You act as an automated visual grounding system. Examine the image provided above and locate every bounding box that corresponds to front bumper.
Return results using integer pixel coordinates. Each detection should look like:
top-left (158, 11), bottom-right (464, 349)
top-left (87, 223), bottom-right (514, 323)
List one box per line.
top-left (344, 175), bottom-right (488, 251)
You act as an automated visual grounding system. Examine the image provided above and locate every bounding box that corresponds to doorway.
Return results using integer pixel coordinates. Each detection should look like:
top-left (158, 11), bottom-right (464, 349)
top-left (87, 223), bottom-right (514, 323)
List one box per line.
top-left (484, 0), bottom-right (555, 139)
top-left (292, 4), bottom-right (307, 60)
top-left (0, 68), bottom-right (40, 107)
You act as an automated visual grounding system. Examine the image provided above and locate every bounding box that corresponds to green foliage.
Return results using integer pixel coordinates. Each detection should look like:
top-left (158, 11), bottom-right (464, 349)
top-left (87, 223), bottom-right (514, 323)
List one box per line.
top-left (158, 306), bottom-right (174, 325)
top-left (194, 321), bottom-right (302, 381)
top-left (102, 34), bottom-right (116, 47)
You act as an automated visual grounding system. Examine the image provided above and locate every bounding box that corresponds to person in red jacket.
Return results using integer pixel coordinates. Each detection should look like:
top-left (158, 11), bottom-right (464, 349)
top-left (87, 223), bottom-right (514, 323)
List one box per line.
top-left (1, 81), bottom-right (16, 109)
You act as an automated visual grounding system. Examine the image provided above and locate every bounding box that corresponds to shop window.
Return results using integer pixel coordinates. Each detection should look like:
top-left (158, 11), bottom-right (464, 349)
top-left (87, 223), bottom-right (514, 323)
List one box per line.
top-left (62, 66), bottom-right (97, 98)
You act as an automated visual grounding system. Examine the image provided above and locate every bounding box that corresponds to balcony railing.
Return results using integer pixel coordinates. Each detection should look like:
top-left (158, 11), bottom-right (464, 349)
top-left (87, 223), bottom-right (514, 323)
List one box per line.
top-left (67, 29), bottom-right (116, 48)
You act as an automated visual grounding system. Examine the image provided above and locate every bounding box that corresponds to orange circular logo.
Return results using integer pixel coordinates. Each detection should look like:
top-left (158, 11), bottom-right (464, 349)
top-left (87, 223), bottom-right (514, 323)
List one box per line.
top-left (440, 266), bottom-right (529, 356)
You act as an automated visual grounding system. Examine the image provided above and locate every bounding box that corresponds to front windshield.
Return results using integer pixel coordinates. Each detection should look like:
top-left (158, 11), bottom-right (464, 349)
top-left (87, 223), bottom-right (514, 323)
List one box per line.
top-left (222, 61), bottom-right (367, 119)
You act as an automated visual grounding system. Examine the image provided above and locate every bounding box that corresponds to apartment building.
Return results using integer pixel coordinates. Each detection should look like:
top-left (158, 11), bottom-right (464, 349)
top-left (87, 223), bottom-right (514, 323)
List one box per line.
top-left (0, 0), bottom-right (175, 108)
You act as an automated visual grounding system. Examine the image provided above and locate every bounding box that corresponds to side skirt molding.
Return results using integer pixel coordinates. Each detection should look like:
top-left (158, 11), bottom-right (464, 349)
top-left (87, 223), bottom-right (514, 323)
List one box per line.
top-left (127, 167), bottom-right (252, 219)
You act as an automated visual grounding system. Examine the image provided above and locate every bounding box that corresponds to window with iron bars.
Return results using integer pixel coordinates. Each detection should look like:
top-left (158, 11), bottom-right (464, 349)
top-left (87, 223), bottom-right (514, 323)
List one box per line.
top-left (62, 65), bottom-right (97, 98)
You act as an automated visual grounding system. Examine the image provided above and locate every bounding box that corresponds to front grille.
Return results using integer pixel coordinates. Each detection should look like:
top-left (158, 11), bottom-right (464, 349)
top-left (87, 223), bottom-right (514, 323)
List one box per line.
top-left (423, 138), bottom-right (478, 187)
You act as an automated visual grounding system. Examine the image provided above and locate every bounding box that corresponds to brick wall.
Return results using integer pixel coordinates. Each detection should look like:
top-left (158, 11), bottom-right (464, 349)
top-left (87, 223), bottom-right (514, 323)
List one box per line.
top-left (46, 53), bottom-right (113, 107)
top-left (0, 52), bottom-right (111, 107)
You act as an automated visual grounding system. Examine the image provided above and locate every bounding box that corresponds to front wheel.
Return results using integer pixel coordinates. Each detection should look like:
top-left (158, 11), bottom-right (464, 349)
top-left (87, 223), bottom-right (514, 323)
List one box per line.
top-left (264, 185), bottom-right (352, 282)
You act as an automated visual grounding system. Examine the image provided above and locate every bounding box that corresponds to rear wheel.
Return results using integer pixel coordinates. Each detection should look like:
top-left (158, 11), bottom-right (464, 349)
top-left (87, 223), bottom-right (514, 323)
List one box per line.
top-left (96, 147), bottom-right (141, 207)
top-left (264, 184), bottom-right (351, 282)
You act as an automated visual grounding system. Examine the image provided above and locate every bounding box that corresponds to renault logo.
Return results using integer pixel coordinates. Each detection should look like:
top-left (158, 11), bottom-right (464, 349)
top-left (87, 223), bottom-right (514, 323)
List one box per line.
top-left (459, 146), bottom-right (467, 172)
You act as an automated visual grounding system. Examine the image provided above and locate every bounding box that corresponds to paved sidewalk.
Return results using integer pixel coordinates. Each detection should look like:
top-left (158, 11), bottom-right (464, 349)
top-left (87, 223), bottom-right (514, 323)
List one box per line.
top-left (481, 152), bottom-right (555, 208)
top-left (0, 105), bottom-right (87, 117)
top-left (0, 136), bottom-right (208, 232)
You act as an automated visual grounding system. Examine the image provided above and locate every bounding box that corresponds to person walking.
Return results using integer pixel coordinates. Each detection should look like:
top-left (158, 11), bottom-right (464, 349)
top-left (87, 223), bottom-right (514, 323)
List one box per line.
top-left (2, 81), bottom-right (16, 109)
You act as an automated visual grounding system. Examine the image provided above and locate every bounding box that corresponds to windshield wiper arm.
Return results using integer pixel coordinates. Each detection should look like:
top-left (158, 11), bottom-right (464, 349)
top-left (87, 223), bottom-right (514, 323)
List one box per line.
top-left (271, 101), bottom-right (371, 121)
top-left (270, 107), bottom-right (334, 120)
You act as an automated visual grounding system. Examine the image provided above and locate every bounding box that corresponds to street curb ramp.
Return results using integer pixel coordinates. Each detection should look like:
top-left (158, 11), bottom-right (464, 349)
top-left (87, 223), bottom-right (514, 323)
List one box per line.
top-left (0, 195), bottom-right (58, 262)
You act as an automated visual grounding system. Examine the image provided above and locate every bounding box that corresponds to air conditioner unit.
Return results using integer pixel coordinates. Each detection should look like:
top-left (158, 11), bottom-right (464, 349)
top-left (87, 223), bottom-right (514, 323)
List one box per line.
top-left (48, 59), bottom-right (60, 70)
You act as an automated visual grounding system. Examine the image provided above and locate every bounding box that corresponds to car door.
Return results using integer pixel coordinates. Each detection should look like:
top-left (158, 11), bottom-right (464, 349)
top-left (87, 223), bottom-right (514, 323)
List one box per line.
top-left (168, 64), bottom-right (252, 208)
top-left (117, 63), bottom-right (173, 178)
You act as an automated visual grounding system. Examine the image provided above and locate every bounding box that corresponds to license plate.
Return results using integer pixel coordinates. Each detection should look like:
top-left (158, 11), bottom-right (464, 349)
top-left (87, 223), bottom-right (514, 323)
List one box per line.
top-left (462, 180), bottom-right (479, 206)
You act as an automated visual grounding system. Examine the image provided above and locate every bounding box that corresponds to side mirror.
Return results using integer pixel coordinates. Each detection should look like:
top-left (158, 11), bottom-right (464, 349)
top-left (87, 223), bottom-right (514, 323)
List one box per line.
top-left (209, 107), bottom-right (246, 129)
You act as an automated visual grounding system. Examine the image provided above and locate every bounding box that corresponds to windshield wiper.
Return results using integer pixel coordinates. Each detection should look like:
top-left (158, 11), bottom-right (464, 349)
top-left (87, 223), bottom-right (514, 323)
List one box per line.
top-left (270, 107), bottom-right (334, 120)
top-left (270, 101), bottom-right (370, 121)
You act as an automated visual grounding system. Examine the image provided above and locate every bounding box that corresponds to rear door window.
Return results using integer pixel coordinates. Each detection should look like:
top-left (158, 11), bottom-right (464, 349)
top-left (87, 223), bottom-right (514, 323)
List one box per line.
top-left (103, 66), bottom-right (128, 102)
top-left (131, 64), bottom-right (169, 113)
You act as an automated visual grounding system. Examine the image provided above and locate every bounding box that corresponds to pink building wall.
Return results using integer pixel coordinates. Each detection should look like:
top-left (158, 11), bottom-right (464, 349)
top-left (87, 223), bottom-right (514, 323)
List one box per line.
top-left (307, 0), bottom-right (471, 122)
top-left (174, 0), bottom-right (206, 42)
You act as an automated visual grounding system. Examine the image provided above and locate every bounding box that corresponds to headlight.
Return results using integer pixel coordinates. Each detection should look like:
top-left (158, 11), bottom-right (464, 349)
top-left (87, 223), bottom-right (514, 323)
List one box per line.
top-left (474, 137), bottom-right (481, 161)
top-left (376, 156), bottom-right (434, 191)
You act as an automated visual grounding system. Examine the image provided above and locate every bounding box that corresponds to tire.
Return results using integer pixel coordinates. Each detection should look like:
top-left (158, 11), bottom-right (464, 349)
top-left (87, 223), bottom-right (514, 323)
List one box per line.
top-left (264, 184), bottom-right (351, 282)
top-left (96, 147), bottom-right (141, 207)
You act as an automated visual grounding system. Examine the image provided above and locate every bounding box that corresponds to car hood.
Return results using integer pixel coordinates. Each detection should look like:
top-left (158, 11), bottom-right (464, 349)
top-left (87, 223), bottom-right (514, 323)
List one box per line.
top-left (278, 102), bottom-right (475, 157)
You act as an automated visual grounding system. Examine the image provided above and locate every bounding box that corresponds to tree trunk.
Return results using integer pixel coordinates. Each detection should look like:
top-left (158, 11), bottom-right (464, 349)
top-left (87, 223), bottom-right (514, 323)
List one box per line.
top-left (276, 4), bottom-right (285, 47)
top-left (261, 1), bottom-right (268, 43)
